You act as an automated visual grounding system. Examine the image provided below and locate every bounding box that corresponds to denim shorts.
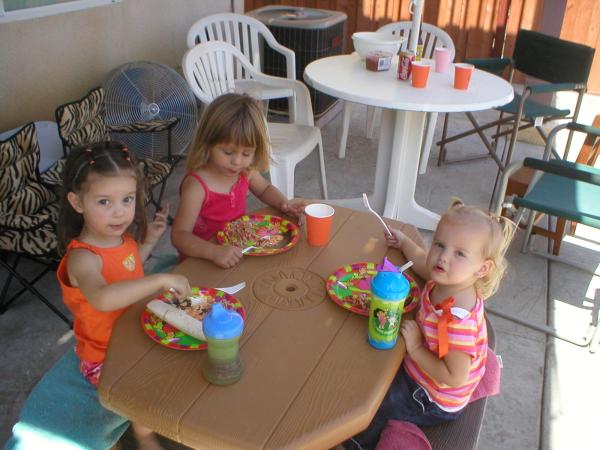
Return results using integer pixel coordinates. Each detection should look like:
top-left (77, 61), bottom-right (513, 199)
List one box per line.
top-left (345, 367), bottom-right (463, 450)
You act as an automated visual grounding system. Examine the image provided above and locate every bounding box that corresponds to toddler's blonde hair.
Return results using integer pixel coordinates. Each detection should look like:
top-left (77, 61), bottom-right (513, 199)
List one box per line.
top-left (440, 199), bottom-right (516, 299)
top-left (186, 93), bottom-right (271, 173)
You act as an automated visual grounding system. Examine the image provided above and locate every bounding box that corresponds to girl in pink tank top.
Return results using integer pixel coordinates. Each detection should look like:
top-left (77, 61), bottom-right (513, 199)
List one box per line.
top-left (172, 93), bottom-right (308, 269)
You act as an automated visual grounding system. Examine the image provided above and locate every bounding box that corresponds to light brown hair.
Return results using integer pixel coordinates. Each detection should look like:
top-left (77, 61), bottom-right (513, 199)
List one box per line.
top-left (186, 93), bottom-right (271, 173)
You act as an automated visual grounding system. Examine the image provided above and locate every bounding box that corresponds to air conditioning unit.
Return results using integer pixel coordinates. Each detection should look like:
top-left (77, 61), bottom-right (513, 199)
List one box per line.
top-left (247, 5), bottom-right (347, 118)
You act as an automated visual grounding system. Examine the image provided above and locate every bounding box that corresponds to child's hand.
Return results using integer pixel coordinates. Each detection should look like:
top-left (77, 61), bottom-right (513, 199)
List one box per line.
top-left (146, 205), bottom-right (170, 245)
top-left (212, 245), bottom-right (243, 269)
top-left (281, 198), bottom-right (308, 224)
top-left (400, 319), bottom-right (423, 354)
top-left (385, 227), bottom-right (407, 249)
top-left (162, 273), bottom-right (191, 300)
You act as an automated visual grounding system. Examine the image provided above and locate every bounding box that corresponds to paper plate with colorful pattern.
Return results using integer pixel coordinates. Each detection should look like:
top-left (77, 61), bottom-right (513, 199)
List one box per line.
top-left (140, 287), bottom-right (246, 351)
top-left (326, 262), bottom-right (420, 316)
top-left (216, 214), bottom-right (300, 256)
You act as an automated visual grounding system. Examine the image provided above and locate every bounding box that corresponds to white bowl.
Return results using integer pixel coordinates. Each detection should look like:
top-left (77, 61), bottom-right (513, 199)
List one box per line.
top-left (352, 32), bottom-right (403, 59)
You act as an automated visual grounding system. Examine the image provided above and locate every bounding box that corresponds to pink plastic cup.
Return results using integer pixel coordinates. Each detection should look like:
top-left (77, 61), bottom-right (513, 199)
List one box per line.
top-left (434, 47), bottom-right (452, 73)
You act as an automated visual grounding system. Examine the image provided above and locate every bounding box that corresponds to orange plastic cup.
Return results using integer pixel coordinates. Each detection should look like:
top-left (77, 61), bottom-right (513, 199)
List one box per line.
top-left (411, 61), bottom-right (431, 88)
top-left (454, 63), bottom-right (474, 90)
top-left (305, 203), bottom-right (335, 246)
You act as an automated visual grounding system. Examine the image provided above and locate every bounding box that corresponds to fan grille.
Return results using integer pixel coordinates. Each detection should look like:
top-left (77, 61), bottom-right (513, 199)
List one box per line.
top-left (103, 61), bottom-right (198, 161)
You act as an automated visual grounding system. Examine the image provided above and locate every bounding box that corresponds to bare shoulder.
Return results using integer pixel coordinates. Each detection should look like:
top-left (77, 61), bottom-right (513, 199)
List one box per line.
top-left (66, 248), bottom-right (102, 287)
top-left (181, 172), bottom-right (206, 196)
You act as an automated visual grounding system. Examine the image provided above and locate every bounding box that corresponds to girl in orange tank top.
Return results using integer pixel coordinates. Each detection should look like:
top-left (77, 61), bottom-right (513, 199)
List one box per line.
top-left (57, 142), bottom-right (192, 450)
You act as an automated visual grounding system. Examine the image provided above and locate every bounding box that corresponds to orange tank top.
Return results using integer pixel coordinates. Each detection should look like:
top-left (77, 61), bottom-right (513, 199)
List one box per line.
top-left (57, 235), bottom-right (144, 363)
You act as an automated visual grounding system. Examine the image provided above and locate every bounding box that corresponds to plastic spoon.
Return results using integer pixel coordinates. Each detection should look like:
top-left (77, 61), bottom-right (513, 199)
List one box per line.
top-left (362, 193), bottom-right (392, 236)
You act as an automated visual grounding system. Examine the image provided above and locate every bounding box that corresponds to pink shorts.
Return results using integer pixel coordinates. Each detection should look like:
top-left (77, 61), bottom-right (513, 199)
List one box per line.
top-left (79, 359), bottom-right (103, 386)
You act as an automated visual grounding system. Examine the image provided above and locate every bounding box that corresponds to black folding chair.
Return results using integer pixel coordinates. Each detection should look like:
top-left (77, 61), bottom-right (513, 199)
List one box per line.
top-left (437, 29), bottom-right (595, 204)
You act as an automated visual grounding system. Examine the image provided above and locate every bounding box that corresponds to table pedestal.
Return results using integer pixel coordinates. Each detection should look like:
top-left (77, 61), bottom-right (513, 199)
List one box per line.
top-left (382, 109), bottom-right (440, 230)
top-left (327, 109), bottom-right (440, 231)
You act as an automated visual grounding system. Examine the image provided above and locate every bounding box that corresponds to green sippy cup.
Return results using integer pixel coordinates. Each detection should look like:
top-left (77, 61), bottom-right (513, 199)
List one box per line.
top-left (202, 302), bottom-right (244, 385)
top-left (368, 268), bottom-right (410, 350)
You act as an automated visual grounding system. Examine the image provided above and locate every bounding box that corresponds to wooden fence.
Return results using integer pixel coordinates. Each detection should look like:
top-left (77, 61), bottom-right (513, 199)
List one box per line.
top-left (244, 0), bottom-right (544, 62)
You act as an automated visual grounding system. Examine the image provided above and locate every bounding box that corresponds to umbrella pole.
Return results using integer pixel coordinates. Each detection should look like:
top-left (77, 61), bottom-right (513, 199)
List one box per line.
top-left (408, 0), bottom-right (424, 53)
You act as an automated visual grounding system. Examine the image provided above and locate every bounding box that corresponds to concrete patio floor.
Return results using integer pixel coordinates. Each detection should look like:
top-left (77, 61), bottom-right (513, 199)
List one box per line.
top-left (1, 95), bottom-right (599, 450)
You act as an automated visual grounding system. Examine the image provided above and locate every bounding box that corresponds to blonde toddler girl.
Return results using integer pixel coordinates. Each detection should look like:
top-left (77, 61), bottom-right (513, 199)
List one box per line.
top-left (349, 200), bottom-right (515, 449)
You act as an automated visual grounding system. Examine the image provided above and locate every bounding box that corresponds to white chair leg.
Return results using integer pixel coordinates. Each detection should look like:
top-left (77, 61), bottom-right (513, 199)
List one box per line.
top-left (338, 100), bottom-right (352, 159)
top-left (317, 137), bottom-right (328, 200)
top-left (269, 160), bottom-right (295, 200)
top-left (366, 106), bottom-right (381, 139)
top-left (418, 112), bottom-right (438, 174)
top-left (288, 96), bottom-right (296, 124)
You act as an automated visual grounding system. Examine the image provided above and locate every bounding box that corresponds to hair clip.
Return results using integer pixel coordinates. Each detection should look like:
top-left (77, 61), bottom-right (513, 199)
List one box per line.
top-left (84, 147), bottom-right (96, 165)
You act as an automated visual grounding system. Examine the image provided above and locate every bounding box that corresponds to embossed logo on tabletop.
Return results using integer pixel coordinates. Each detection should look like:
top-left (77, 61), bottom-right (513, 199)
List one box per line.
top-left (253, 268), bottom-right (325, 310)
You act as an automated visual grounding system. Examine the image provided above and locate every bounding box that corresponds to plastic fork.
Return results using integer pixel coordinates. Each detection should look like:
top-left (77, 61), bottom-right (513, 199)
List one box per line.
top-left (398, 261), bottom-right (413, 273)
top-left (215, 282), bottom-right (246, 295)
top-left (242, 246), bottom-right (258, 254)
top-left (362, 193), bottom-right (392, 236)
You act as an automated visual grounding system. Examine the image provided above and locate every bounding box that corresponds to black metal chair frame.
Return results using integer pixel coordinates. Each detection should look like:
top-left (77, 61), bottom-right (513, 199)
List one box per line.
top-left (0, 251), bottom-right (71, 325)
top-left (436, 29), bottom-right (595, 204)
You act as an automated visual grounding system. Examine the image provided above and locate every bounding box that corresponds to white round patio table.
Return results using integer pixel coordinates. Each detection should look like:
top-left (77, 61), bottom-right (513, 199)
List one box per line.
top-left (304, 54), bottom-right (514, 230)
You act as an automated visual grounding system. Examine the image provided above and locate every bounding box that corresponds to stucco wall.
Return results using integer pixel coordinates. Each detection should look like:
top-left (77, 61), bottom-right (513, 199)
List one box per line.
top-left (0, 0), bottom-right (243, 130)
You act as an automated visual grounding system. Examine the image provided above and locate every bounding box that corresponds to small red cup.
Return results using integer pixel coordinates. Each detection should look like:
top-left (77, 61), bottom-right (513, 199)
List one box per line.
top-left (454, 63), bottom-right (474, 90)
top-left (305, 203), bottom-right (335, 246)
top-left (411, 61), bottom-right (431, 88)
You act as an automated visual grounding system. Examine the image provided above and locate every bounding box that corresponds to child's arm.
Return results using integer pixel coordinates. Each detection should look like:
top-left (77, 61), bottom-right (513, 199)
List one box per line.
top-left (400, 320), bottom-right (470, 387)
top-left (248, 170), bottom-right (307, 221)
top-left (385, 228), bottom-right (430, 280)
top-left (139, 205), bottom-right (169, 262)
top-left (67, 248), bottom-right (191, 312)
top-left (171, 177), bottom-right (242, 268)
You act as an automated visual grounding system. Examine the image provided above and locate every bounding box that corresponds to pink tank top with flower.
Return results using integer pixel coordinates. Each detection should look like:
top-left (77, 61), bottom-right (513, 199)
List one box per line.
top-left (182, 172), bottom-right (249, 240)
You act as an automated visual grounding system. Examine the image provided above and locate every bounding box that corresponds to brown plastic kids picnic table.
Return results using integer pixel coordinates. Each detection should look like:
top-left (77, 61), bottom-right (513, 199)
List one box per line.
top-left (98, 205), bottom-right (425, 449)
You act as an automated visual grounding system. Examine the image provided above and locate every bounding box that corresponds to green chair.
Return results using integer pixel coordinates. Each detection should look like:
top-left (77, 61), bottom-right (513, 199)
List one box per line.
top-left (491, 122), bottom-right (600, 350)
top-left (437, 29), bottom-right (595, 204)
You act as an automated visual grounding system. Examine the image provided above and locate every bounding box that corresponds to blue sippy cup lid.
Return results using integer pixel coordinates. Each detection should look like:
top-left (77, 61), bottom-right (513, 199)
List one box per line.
top-left (371, 271), bottom-right (410, 300)
top-left (203, 302), bottom-right (244, 340)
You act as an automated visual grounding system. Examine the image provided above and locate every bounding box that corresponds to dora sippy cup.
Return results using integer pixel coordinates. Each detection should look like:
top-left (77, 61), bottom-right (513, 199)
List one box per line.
top-left (202, 303), bottom-right (244, 385)
top-left (368, 269), bottom-right (410, 349)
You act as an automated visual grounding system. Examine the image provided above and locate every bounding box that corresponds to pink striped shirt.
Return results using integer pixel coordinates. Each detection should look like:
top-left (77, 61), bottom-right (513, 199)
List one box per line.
top-left (404, 281), bottom-right (487, 412)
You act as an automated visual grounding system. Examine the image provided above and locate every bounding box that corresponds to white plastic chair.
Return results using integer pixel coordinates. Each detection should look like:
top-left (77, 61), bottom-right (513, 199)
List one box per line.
top-left (187, 13), bottom-right (296, 121)
top-left (339, 22), bottom-right (455, 174)
top-left (182, 41), bottom-right (328, 200)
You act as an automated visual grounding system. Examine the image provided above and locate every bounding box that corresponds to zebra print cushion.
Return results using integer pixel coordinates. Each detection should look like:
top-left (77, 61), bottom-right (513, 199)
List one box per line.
top-left (0, 123), bottom-right (57, 217)
top-left (55, 87), bottom-right (110, 151)
top-left (40, 158), bottom-right (65, 196)
top-left (0, 202), bottom-right (59, 256)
